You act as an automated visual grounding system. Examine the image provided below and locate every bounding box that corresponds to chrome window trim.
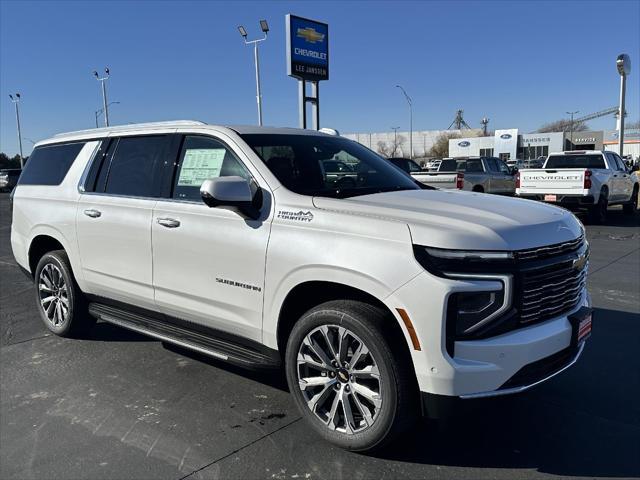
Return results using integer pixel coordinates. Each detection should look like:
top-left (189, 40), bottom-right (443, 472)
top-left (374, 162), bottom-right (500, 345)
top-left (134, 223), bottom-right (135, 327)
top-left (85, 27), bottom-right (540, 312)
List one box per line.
top-left (77, 140), bottom-right (105, 194)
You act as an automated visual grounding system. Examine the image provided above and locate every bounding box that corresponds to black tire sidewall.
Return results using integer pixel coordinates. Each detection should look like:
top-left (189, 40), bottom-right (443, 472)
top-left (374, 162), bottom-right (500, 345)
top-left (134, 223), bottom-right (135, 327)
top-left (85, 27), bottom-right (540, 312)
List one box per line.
top-left (34, 251), bottom-right (79, 336)
top-left (285, 303), bottom-right (401, 451)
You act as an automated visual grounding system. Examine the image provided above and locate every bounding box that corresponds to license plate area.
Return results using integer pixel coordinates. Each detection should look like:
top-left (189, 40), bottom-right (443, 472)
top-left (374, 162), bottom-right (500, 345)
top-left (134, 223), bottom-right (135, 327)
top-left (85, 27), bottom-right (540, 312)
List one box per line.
top-left (544, 194), bottom-right (557, 202)
top-left (569, 307), bottom-right (592, 346)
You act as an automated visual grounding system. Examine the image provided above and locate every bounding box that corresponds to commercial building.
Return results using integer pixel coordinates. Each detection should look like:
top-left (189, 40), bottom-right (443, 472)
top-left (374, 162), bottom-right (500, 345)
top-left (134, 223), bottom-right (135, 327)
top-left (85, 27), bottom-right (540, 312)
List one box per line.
top-left (343, 129), bottom-right (481, 158)
top-left (449, 129), bottom-right (638, 161)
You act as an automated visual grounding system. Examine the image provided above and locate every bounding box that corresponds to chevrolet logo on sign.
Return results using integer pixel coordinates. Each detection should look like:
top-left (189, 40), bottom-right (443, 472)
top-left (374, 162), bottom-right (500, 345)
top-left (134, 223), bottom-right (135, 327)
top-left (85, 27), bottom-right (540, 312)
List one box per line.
top-left (297, 27), bottom-right (325, 43)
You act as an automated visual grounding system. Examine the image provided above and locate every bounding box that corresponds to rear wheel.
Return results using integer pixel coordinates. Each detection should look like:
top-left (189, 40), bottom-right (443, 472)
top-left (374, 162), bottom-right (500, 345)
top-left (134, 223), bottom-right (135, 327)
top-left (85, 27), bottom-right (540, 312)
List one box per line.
top-left (589, 192), bottom-right (608, 223)
top-left (623, 186), bottom-right (638, 215)
top-left (285, 300), bottom-right (417, 452)
top-left (34, 250), bottom-right (95, 337)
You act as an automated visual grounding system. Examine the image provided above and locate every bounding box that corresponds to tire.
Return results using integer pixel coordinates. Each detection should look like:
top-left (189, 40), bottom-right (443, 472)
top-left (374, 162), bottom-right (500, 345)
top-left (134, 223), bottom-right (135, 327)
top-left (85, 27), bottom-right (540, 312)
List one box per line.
top-left (34, 250), bottom-right (95, 337)
top-left (285, 300), bottom-right (417, 452)
top-left (623, 186), bottom-right (638, 215)
top-left (472, 186), bottom-right (484, 193)
top-left (589, 191), bottom-right (608, 224)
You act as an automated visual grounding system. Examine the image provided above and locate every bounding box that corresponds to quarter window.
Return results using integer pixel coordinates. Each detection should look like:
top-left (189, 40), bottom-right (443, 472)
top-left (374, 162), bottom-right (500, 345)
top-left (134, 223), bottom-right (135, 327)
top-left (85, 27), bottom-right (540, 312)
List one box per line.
top-left (18, 142), bottom-right (86, 186)
top-left (103, 136), bottom-right (170, 197)
top-left (173, 136), bottom-right (250, 201)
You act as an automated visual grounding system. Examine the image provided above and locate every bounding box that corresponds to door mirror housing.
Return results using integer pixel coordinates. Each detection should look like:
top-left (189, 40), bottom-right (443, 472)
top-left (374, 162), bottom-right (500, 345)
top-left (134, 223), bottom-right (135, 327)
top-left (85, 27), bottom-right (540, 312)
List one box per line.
top-left (200, 176), bottom-right (261, 220)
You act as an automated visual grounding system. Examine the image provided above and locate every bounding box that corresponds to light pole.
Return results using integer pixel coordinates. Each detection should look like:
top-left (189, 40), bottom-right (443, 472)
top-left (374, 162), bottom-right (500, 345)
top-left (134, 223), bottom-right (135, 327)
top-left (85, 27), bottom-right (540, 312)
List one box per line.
top-left (238, 20), bottom-right (269, 126)
top-left (95, 101), bottom-right (120, 128)
top-left (391, 126), bottom-right (400, 156)
top-left (93, 67), bottom-right (111, 127)
top-left (396, 85), bottom-right (413, 159)
top-left (616, 54), bottom-right (631, 158)
top-left (566, 110), bottom-right (579, 151)
top-left (8, 94), bottom-right (24, 169)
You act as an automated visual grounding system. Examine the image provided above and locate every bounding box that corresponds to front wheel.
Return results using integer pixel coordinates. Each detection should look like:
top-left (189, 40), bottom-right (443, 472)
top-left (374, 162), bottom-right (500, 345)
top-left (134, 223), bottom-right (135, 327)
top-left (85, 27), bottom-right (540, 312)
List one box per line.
top-left (285, 300), bottom-right (417, 452)
top-left (623, 187), bottom-right (638, 215)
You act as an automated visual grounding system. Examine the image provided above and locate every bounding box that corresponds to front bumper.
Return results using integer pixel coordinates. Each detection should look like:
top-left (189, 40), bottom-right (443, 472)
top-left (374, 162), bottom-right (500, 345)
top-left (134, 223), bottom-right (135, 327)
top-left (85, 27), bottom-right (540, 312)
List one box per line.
top-left (386, 271), bottom-right (590, 398)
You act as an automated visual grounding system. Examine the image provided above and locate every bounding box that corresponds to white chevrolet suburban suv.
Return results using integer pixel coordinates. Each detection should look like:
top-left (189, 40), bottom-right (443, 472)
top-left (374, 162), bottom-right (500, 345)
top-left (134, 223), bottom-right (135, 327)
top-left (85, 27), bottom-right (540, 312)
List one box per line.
top-left (516, 150), bottom-right (639, 222)
top-left (11, 121), bottom-right (593, 452)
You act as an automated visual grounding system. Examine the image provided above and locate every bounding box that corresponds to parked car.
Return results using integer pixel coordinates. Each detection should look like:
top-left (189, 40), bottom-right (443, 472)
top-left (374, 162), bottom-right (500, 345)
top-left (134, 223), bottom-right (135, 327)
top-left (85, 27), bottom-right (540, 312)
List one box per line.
top-left (516, 150), bottom-right (639, 222)
top-left (0, 168), bottom-right (21, 192)
top-left (425, 158), bottom-right (442, 171)
top-left (321, 159), bottom-right (358, 188)
top-left (11, 121), bottom-right (592, 452)
top-left (411, 156), bottom-right (516, 194)
top-left (387, 157), bottom-right (423, 174)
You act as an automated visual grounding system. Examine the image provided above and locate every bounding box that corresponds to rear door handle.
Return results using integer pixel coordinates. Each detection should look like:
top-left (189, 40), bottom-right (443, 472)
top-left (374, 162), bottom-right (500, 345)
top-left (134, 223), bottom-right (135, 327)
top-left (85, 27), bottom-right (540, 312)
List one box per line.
top-left (84, 209), bottom-right (101, 218)
top-left (157, 217), bottom-right (180, 228)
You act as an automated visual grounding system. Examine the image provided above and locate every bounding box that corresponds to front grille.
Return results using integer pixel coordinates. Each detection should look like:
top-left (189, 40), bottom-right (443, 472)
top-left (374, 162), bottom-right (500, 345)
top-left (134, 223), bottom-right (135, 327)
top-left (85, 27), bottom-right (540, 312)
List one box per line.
top-left (516, 235), bottom-right (588, 325)
top-left (516, 235), bottom-right (584, 261)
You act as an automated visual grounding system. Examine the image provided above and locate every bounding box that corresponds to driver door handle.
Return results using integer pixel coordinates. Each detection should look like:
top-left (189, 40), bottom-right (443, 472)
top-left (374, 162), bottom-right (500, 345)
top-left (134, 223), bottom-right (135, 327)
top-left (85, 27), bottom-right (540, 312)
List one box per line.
top-left (157, 217), bottom-right (180, 228)
top-left (83, 209), bottom-right (102, 218)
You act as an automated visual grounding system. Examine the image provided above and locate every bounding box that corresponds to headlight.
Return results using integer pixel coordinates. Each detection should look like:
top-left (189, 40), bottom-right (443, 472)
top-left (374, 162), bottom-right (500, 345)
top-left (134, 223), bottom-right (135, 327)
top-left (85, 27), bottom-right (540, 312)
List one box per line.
top-left (413, 245), bottom-right (515, 277)
top-left (449, 288), bottom-right (508, 335)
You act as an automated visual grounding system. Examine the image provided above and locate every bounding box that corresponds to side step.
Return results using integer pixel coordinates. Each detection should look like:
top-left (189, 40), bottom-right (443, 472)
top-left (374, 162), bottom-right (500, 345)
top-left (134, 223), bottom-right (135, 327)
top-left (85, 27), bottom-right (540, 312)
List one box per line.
top-left (88, 303), bottom-right (281, 370)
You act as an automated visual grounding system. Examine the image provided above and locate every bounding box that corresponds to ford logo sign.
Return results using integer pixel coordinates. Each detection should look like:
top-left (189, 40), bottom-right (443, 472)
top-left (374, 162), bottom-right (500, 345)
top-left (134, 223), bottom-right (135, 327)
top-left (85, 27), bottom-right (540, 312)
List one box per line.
top-left (458, 141), bottom-right (470, 147)
top-left (500, 134), bottom-right (512, 139)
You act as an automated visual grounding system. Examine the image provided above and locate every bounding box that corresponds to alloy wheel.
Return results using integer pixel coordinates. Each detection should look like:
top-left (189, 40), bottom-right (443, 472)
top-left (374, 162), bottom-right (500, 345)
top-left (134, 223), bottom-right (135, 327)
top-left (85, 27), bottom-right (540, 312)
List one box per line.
top-left (38, 263), bottom-right (69, 328)
top-left (296, 325), bottom-right (382, 434)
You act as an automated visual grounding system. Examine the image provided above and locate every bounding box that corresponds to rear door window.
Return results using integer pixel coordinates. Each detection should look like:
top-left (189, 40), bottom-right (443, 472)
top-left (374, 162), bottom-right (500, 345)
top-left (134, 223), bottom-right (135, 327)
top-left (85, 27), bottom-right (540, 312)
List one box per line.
top-left (18, 142), bottom-right (86, 186)
top-left (102, 136), bottom-right (171, 197)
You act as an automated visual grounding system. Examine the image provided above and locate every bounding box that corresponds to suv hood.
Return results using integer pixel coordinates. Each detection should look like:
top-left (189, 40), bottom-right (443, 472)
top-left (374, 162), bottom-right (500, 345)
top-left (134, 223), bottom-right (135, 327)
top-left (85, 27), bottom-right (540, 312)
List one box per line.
top-left (313, 189), bottom-right (582, 251)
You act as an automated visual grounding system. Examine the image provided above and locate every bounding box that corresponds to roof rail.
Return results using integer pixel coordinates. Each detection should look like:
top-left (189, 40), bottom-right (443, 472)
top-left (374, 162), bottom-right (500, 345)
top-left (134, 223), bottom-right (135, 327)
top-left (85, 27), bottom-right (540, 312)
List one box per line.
top-left (53, 120), bottom-right (208, 138)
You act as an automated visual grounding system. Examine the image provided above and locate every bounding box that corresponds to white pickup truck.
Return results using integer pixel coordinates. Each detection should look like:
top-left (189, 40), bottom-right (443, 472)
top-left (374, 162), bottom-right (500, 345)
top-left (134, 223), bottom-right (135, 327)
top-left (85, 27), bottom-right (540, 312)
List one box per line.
top-left (516, 151), bottom-right (639, 222)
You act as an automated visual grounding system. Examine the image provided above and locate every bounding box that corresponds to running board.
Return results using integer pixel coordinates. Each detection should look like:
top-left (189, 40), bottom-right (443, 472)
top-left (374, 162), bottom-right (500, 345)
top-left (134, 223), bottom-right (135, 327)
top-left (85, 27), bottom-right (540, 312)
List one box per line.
top-left (88, 303), bottom-right (281, 370)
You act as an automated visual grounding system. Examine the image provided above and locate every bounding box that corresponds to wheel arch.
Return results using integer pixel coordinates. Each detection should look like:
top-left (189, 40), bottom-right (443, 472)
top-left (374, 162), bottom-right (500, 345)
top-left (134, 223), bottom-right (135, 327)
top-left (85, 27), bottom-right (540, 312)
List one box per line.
top-left (27, 227), bottom-right (84, 287)
top-left (274, 281), bottom-right (417, 376)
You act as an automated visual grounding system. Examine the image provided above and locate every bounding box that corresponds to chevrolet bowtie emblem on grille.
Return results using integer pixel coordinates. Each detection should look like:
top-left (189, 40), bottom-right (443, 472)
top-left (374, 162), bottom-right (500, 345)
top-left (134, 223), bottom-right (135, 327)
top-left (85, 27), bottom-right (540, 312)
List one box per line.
top-left (572, 251), bottom-right (588, 271)
top-left (297, 27), bottom-right (325, 43)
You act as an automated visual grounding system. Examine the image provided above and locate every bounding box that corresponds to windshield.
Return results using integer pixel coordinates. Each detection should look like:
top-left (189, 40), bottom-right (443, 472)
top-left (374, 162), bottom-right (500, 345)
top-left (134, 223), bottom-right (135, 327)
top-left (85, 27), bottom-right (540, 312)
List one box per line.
top-left (241, 134), bottom-right (420, 198)
top-left (545, 154), bottom-right (606, 169)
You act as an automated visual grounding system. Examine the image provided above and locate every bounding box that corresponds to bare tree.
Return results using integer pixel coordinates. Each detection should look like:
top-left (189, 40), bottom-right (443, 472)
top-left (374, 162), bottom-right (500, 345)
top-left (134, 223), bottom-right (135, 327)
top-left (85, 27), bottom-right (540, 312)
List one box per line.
top-left (376, 141), bottom-right (393, 157)
top-left (428, 132), bottom-right (462, 158)
top-left (537, 119), bottom-right (589, 133)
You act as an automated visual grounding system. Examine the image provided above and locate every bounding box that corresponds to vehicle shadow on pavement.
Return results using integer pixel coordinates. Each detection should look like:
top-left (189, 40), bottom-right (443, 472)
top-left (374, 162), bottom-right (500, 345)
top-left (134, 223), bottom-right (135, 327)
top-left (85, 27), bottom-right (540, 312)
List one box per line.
top-left (577, 208), bottom-right (640, 228)
top-left (375, 306), bottom-right (640, 478)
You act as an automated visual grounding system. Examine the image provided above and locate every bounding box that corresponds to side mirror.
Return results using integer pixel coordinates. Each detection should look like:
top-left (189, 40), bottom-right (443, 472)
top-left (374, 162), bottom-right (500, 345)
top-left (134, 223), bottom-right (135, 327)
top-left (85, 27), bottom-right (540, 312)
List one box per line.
top-left (200, 176), bottom-right (261, 220)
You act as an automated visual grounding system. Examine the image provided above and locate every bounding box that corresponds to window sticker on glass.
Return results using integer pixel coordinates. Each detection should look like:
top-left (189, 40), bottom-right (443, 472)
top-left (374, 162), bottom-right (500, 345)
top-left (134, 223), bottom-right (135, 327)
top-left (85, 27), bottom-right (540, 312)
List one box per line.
top-left (177, 148), bottom-right (226, 186)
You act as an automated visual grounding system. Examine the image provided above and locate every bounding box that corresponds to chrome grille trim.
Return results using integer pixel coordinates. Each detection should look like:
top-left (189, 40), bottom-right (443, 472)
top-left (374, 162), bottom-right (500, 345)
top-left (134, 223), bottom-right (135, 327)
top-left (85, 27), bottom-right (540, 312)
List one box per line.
top-left (516, 235), bottom-right (584, 261)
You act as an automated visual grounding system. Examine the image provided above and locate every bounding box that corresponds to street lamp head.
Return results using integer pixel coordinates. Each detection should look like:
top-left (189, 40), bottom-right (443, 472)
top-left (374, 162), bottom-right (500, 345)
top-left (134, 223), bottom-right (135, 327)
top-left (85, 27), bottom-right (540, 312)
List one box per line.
top-left (238, 25), bottom-right (248, 38)
top-left (616, 53), bottom-right (631, 76)
top-left (16, 93), bottom-right (20, 99)
top-left (260, 19), bottom-right (269, 33)
top-left (93, 70), bottom-right (99, 78)
top-left (9, 94), bottom-right (13, 100)
top-left (105, 67), bottom-right (110, 76)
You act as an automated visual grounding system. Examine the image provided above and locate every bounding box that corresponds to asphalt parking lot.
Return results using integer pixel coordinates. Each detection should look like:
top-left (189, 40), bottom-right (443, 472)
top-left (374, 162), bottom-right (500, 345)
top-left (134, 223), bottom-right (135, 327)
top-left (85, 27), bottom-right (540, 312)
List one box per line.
top-left (0, 192), bottom-right (638, 480)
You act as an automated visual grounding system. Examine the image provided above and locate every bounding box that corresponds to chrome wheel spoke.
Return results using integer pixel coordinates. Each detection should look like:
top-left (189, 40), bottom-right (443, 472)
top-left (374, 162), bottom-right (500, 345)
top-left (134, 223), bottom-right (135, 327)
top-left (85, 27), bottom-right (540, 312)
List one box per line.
top-left (302, 336), bottom-right (333, 369)
top-left (352, 363), bottom-right (380, 379)
top-left (350, 389), bottom-right (374, 427)
top-left (326, 390), bottom-right (341, 430)
top-left (351, 382), bottom-right (382, 409)
top-left (39, 263), bottom-right (68, 327)
top-left (340, 390), bottom-right (356, 434)
top-left (319, 325), bottom-right (339, 362)
top-left (39, 283), bottom-right (54, 293)
top-left (41, 295), bottom-right (57, 306)
top-left (306, 380), bottom-right (335, 411)
top-left (349, 341), bottom-right (369, 369)
top-left (299, 375), bottom-right (334, 390)
top-left (337, 327), bottom-right (350, 364)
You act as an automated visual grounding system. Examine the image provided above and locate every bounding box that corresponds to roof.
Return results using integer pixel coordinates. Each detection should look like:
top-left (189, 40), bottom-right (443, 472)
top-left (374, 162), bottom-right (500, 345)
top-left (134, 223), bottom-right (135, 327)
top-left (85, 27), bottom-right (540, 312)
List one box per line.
top-left (549, 150), bottom-right (606, 155)
top-left (42, 121), bottom-right (333, 146)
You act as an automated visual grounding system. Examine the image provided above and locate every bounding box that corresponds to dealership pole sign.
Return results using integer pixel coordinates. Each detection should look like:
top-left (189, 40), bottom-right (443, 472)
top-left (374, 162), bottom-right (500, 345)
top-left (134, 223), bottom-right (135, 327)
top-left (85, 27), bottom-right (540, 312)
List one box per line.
top-left (286, 14), bottom-right (328, 129)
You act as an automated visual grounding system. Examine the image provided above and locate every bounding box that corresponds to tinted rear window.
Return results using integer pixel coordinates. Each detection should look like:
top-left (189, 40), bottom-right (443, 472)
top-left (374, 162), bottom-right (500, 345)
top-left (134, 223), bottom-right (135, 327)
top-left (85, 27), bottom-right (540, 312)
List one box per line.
top-left (545, 155), bottom-right (606, 169)
top-left (103, 136), bottom-right (169, 197)
top-left (18, 143), bottom-right (85, 186)
top-left (439, 159), bottom-right (483, 172)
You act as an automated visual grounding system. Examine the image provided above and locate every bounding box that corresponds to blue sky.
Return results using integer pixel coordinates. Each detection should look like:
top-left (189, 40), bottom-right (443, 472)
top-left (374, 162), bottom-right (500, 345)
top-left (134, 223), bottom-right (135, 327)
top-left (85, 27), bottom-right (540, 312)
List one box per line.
top-left (1, 0), bottom-right (639, 156)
